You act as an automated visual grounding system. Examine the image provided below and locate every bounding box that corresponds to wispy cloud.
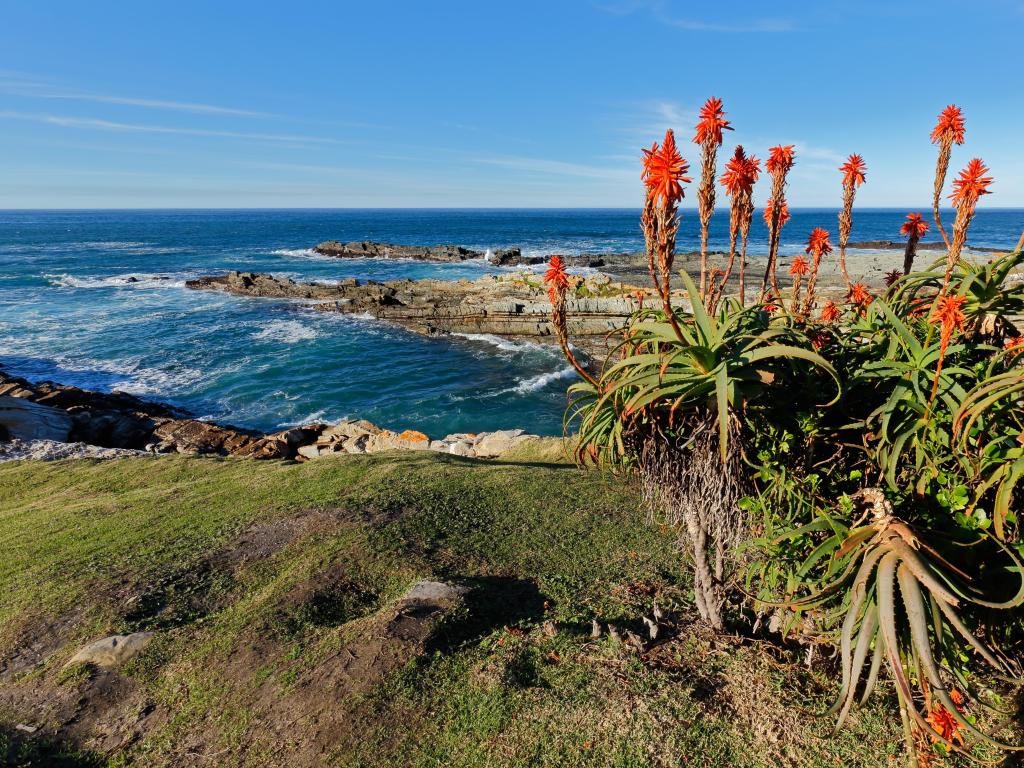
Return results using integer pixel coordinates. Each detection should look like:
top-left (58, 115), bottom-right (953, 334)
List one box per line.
top-left (595, 0), bottom-right (793, 33)
top-left (0, 110), bottom-right (347, 145)
top-left (469, 154), bottom-right (633, 181)
top-left (0, 72), bottom-right (270, 118)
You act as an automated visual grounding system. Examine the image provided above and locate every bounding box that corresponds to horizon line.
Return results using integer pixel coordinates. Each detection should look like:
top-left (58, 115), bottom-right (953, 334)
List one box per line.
top-left (1, 206), bottom-right (1023, 212)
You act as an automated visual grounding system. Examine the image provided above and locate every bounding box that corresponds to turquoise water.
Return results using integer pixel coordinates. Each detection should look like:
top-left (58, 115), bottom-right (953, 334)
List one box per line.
top-left (1, 208), bottom-right (1021, 436)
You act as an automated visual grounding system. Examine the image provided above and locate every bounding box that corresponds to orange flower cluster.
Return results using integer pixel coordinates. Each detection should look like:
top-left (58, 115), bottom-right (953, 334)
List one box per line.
top-left (544, 255), bottom-right (570, 305)
top-left (821, 300), bottom-right (841, 323)
top-left (840, 154), bottom-right (867, 188)
top-left (950, 158), bottom-right (993, 208)
top-left (931, 294), bottom-right (967, 335)
top-left (930, 104), bottom-right (966, 146)
top-left (1005, 336), bottom-right (1024, 355)
top-left (766, 144), bottom-right (796, 175)
top-left (805, 227), bottom-right (833, 258)
top-left (789, 256), bottom-right (810, 276)
top-left (848, 283), bottom-right (873, 313)
top-left (693, 97), bottom-right (733, 146)
top-left (901, 212), bottom-right (930, 239)
top-left (642, 129), bottom-right (692, 206)
top-left (721, 146), bottom-right (760, 197)
top-left (764, 198), bottom-right (790, 228)
top-left (926, 704), bottom-right (965, 746)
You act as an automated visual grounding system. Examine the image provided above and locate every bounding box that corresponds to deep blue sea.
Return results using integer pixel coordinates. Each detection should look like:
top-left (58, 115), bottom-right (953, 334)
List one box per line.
top-left (1, 208), bottom-right (1021, 437)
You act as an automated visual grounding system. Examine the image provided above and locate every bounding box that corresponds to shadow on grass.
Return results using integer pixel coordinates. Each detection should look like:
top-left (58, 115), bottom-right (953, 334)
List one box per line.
top-left (0, 725), bottom-right (105, 768)
top-left (429, 576), bottom-right (547, 653)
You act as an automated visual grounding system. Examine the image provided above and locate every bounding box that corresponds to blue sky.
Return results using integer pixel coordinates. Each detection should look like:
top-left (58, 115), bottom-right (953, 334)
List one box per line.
top-left (0, 0), bottom-right (1022, 208)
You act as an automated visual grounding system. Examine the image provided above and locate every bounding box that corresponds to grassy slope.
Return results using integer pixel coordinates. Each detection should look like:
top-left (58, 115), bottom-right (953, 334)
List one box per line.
top-left (0, 448), bottom-right (902, 767)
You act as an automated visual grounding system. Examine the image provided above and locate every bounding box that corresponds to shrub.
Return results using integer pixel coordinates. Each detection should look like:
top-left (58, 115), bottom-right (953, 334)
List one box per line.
top-left (547, 100), bottom-right (1024, 766)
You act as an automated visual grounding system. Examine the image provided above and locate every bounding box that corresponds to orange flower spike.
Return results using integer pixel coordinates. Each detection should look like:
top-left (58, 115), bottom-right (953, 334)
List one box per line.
top-left (693, 97), bottom-right (733, 147)
top-left (848, 282), bottom-right (873, 310)
top-left (720, 146), bottom-right (749, 197)
top-left (789, 256), bottom-right (810, 276)
top-left (766, 145), bottom-right (796, 175)
top-left (805, 227), bottom-right (833, 258)
top-left (901, 212), bottom-right (930, 239)
top-left (643, 129), bottom-right (691, 206)
top-left (640, 141), bottom-right (659, 181)
top-left (840, 154), bottom-right (867, 188)
top-left (821, 301), bottom-right (841, 323)
top-left (931, 293), bottom-right (968, 333)
top-left (930, 104), bottom-right (966, 146)
top-left (544, 255), bottom-right (571, 304)
top-left (950, 158), bottom-right (994, 208)
top-left (764, 198), bottom-right (790, 228)
top-left (927, 704), bottom-right (965, 746)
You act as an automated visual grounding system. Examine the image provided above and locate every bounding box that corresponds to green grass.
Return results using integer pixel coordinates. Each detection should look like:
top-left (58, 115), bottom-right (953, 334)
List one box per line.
top-left (0, 451), bottom-right (903, 767)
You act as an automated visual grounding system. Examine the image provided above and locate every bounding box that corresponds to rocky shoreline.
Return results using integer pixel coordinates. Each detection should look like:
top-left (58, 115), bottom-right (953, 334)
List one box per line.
top-left (0, 370), bottom-right (543, 462)
top-left (186, 269), bottom-right (641, 354)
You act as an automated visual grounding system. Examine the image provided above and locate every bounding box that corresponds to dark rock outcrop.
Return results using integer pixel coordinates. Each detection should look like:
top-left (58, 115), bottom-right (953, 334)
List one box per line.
top-left (313, 241), bottom-right (484, 262)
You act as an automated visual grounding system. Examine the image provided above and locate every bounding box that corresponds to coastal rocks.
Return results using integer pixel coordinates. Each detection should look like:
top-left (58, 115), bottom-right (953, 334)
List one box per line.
top-left (0, 396), bottom-right (73, 442)
top-left (187, 270), bottom-right (641, 352)
top-left (65, 632), bottom-right (155, 670)
top-left (149, 419), bottom-right (257, 456)
top-left (0, 370), bottom-right (542, 464)
top-left (0, 439), bottom-right (147, 462)
top-left (313, 240), bottom-right (484, 262)
top-left (472, 429), bottom-right (529, 457)
top-left (488, 249), bottom-right (606, 269)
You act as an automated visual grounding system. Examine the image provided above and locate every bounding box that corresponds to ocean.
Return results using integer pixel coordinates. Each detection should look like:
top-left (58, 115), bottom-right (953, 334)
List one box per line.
top-left (1, 208), bottom-right (1021, 437)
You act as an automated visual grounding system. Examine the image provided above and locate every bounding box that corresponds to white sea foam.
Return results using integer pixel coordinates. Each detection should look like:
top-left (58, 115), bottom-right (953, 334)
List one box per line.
top-left (451, 332), bottom-right (560, 356)
top-left (505, 366), bottom-right (576, 394)
top-left (270, 248), bottom-right (319, 258)
top-left (45, 272), bottom-right (190, 289)
top-left (252, 319), bottom-right (321, 343)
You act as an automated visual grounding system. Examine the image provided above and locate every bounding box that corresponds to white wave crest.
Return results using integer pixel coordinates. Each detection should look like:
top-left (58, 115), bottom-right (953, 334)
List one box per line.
top-left (505, 366), bottom-right (576, 394)
top-left (451, 332), bottom-right (561, 356)
top-left (45, 272), bottom-right (188, 289)
top-left (270, 248), bottom-right (320, 258)
top-left (252, 319), bottom-right (321, 343)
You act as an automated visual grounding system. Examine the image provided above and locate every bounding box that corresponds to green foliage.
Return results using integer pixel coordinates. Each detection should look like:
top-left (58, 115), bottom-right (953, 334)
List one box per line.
top-left (569, 271), bottom-right (837, 466)
top-left (560, 249), bottom-right (1024, 764)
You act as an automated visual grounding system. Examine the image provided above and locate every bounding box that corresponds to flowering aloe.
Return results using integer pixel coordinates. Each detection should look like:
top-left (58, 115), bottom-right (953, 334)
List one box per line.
top-left (821, 299), bottom-right (841, 323)
top-left (544, 256), bottom-right (596, 386)
top-left (900, 212), bottom-right (930, 275)
top-left (789, 256), bottom-right (810, 312)
top-left (719, 145), bottom-right (760, 304)
top-left (641, 130), bottom-right (692, 341)
top-left (837, 154), bottom-right (867, 289)
top-left (761, 145), bottom-right (795, 297)
top-left (694, 98), bottom-right (733, 297)
top-left (848, 282), bottom-right (872, 315)
top-left (930, 105), bottom-right (966, 249)
top-left (945, 158), bottom-right (993, 285)
top-left (801, 227), bottom-right (833, 316)
top-left (928, 293), bottom-right (967, 406)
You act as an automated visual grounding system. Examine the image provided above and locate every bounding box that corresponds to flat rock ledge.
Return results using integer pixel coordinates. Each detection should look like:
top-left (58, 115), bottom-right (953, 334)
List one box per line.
top-left (0, 371), bottom-right (538, 463)
top-left (186, 270), bottom-right (640, 348)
